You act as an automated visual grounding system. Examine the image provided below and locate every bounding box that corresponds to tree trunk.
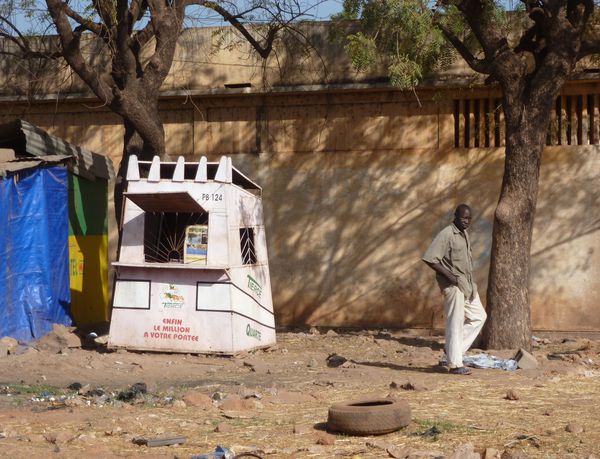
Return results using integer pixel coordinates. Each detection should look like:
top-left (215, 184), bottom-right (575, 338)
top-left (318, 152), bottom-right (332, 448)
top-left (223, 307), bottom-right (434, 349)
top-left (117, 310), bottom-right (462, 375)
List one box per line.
top-left (114, 102), bottom-right (166, 227)
top-left (483, 95), bottom-right (552, 350)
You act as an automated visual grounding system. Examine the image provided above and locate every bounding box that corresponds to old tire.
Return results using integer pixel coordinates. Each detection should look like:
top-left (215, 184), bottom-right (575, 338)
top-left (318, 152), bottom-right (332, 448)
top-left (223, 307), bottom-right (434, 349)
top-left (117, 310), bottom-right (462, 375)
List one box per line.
top-left (327, 398), bottom-right (411, 436)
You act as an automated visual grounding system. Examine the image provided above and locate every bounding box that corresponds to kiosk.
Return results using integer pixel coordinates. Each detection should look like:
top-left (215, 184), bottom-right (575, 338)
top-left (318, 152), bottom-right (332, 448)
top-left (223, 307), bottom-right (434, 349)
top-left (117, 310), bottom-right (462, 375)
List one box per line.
top-left (108, 155), bottom-right (275, 354)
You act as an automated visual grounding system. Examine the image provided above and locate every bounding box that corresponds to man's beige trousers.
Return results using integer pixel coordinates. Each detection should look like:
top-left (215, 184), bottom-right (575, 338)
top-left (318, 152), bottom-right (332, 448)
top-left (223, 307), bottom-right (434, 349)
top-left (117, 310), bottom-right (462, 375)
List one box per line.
top-left (443, 286), bottom-right (487, 368)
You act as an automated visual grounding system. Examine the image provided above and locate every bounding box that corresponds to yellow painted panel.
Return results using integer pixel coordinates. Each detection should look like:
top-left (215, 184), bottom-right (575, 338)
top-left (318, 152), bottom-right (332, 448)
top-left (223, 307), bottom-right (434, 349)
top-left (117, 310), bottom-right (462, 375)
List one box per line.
top-left (69, 234), bottom-right (109, 325)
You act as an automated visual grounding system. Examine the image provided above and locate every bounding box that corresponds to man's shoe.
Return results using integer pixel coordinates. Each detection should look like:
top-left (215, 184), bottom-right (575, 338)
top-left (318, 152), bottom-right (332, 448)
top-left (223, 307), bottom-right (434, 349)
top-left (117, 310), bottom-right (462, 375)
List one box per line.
top-left (449, 366), bottom-right (472, 375)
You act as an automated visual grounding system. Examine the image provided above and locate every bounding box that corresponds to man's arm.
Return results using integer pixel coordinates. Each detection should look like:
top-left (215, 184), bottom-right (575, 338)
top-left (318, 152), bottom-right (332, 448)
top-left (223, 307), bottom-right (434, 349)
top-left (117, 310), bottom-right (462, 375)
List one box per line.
top-left (423, 261), bottom-right (459, 286)
top-left (422, 228), bottom-right (458, 286)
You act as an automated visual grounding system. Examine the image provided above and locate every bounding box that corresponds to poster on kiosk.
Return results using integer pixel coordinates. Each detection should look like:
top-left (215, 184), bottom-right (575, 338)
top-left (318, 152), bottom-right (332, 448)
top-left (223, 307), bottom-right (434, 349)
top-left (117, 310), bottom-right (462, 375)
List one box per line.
top-left (108, 155), bottom-right (275, 354)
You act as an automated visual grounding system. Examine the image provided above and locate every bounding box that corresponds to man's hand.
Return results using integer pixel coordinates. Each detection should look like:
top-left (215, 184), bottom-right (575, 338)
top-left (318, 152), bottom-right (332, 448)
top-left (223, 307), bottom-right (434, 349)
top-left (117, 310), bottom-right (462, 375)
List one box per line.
top-left (447, 273), bottom-right (459, 286)
top-left (424, 261), bottom-right (459, 286)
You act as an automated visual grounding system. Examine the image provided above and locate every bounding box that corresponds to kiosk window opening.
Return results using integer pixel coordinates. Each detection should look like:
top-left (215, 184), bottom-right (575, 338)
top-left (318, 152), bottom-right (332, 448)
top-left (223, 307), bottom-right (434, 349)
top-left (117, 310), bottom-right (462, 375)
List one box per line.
top-left (144, 211), bottom-right (207, 263)
top-left (240, 227), bottom-right (257, 265)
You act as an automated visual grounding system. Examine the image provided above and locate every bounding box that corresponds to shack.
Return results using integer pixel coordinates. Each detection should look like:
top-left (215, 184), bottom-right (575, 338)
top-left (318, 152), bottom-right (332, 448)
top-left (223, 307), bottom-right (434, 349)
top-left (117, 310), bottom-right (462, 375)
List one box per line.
top-left (0, 119), bottom-right (114, 341)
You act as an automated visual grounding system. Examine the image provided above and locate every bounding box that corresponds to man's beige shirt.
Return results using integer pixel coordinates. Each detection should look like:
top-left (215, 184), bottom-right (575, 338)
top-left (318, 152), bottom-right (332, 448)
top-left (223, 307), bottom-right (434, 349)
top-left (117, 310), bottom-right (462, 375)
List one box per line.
top-left (422, 223), bottom-right (477, 300)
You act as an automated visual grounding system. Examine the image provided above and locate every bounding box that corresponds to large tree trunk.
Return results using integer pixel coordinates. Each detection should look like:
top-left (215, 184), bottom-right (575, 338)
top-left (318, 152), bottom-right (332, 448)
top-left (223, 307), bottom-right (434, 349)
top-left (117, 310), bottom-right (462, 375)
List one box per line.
top-left (483, 91), bottom-right (554, 350)
top-left (114, 103), bottom-right (166, 227)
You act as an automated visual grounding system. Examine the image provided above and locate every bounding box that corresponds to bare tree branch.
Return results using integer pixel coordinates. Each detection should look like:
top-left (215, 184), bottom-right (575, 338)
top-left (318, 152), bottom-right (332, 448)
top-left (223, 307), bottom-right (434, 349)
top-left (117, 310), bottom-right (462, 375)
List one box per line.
top-left (1, 14), bottom-right (62, 59)
top-left (59, 2), bottom-right (105, 36)
top-left (567, 0), bottom-right (594, 33)
top-left (437, 23), bottom-right (490, 73)
top-left (142, 0), bottom-right (186, 90)
top-left (45, 0), bottom-right (115, 104)
top-left (92, 0), bottom-right (117, 30)
top-left (449, 0), bottom-right (510, 62)
top-left (577, 37), bottom-right (600, 57)
top-left (130, 0), bottom-right (149, 23)
top-left (133, 20), bottom-right (154, 49)
top-left (203, 0), bottom-right (281, 58)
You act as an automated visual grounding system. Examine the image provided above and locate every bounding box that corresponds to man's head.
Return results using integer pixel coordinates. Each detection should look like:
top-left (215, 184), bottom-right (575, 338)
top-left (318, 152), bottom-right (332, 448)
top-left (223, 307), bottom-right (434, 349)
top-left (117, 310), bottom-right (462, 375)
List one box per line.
top-left (453, 204), bottom-right (472, 231)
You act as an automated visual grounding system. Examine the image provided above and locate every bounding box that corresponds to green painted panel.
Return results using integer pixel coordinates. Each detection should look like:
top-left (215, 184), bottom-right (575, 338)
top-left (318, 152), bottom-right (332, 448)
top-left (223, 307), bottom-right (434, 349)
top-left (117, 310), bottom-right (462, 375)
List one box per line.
top-left (68, 174), bottom-right (108, 236)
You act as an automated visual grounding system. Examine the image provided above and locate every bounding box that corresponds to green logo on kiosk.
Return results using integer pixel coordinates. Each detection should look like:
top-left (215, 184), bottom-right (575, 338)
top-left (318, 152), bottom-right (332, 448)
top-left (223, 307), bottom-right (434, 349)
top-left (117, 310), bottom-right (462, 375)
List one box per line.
top-left (247, 275), bottom-right (262, 298)
top-left (161, 284), bottom-right (185, 309)
top-left (246, 324), bottom-right (261, 341)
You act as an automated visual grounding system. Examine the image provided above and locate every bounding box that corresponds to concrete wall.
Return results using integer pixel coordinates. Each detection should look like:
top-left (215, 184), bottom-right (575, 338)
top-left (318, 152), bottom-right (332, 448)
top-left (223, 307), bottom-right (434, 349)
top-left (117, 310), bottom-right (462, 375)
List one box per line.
top-left (1, 35), bottom-right (599, 331)
top-left (0, 23), bottom-right (384, 98)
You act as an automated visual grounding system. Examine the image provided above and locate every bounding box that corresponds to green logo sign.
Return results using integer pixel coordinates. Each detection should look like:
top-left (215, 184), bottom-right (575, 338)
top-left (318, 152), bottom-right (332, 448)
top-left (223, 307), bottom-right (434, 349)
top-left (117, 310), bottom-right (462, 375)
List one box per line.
top-left (246, 324), bottom-right (262, 341)
top-left (247, 275), bottom-right (262, 298)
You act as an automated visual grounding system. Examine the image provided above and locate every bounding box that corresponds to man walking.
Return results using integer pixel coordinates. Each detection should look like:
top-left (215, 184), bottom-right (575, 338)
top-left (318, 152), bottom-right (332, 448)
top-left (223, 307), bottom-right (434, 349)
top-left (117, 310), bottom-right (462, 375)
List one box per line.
top-left (422, 204), bottom-right (487, 375)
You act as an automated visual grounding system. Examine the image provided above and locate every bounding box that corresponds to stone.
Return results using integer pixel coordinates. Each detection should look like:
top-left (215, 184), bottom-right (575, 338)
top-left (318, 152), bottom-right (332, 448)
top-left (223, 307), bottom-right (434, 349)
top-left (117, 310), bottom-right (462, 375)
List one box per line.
top-left (366, 440), bottom-right (393, 451)
top-left (44, 431), bottom-right (75, 444)
top-left (94, 335), bottom-right (109, 345)
top-left (447, 443), bottom-right (480, 459)
top-left (398, 448), bottom-right (445, 459)
top-left (326, 353), bottom-right (347, 367)
top-left (387, 447), bottom-right (409, 459)
top-left (309, 326), bottom-right (320, 335)
top-left (78, 384), bottom-right (91, 395)
top-left (182, 391), bottom-right (213, 409)
top-left (391, 379), bottom-right (436, 392)
top-left (240, 388), bottom-right (262, 399)
top-left (315, 431), bottom-right (336, 445)
top-left (326, 329), bottom-right (338, 336)
top-left (220, 395), bottom-right (256, 411)
top-left (214, 422), bottom-right (233, 433)
top-left (514, 348), bottom-right (538, 370)
top-left (307, 358), bottom-right (319, 368)
top-left (0, 336), bottom-right (19, 353)
top-left (52, 324), bottom-right (81, 349)
top-left (104, 427), bottom-right (123, 436)
top-left (501, 450), bottom-right (530, 459)
top-left (505, 389), bottom-right (520, 400)
top-left (262, 390), bottom-right (314, 404)
top-left (35, 325), bottom-right (82, 352)
top-left (313, 380), bottom-right (335, 387)
top-left (293, 424), bottom-right (311, 435)
top-left (172, 400), bottom-right (187, 408)
top-left (43, 433), bottom-right (58, 444)
top-left (243, 360), bottom-right (269, 373)
top-left (483, 448), bottom-right (501, 459)
top-left (565, 422), bottom-right (584, 433)
top-left (27, 434), bottom-right (46, 443)
top-left (65, 396), bottom-right (86, 407)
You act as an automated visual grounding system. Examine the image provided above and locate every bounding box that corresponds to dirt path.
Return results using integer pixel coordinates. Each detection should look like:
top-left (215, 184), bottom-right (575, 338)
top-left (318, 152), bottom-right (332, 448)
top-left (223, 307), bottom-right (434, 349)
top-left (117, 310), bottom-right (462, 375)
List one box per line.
top-left (0, 328), bottom-right (598, 458)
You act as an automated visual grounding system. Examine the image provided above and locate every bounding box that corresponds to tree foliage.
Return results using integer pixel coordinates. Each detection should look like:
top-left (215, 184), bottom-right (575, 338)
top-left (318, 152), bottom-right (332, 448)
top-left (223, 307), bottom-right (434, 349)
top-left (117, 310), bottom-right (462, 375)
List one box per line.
top-left (335, 0), bottom-right (600, 87)
top-left (334, 0), bottom-right (451, 88)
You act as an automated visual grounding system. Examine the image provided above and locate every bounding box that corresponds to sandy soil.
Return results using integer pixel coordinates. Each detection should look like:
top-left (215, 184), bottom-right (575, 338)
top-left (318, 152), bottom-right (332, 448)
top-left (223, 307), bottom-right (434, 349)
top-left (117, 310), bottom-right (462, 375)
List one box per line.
top-left (0, 327), bottom-right (599, 459)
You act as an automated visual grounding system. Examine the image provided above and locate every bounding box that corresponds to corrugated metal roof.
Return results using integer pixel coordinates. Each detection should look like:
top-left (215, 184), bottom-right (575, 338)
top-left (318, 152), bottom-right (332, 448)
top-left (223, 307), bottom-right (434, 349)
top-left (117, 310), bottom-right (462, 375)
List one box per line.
top-left (0, 154), bottom-right (72, 176)
top-left (0, 119), bottom-right (115, 180)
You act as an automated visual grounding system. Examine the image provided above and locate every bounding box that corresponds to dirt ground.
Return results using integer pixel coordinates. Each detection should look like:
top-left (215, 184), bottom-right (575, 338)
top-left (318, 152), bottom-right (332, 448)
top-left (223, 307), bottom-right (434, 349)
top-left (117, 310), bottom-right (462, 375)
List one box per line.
top-left (0, 327), bottom-right (599, 459)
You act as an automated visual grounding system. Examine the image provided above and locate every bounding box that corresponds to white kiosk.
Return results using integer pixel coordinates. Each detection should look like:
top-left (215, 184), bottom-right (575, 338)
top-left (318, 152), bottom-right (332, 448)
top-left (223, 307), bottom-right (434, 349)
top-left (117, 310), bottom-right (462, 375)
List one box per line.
top-left (108, 155), bottom-right (275, 354)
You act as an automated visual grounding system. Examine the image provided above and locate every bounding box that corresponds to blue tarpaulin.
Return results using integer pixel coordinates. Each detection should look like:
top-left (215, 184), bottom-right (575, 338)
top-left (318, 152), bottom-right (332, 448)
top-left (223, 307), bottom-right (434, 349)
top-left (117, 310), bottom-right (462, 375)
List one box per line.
top-left (0, 166), bottom-right (72, 342)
